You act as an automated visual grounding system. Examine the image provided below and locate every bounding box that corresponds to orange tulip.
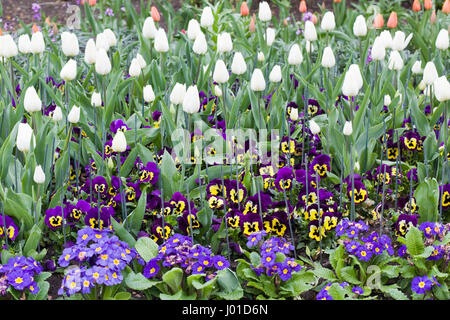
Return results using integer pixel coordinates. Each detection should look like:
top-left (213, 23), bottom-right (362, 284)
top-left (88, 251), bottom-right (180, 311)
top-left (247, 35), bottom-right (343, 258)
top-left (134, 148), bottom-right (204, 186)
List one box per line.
top-left (81, 0), bottom-right (96, 5)
top-left (151, 6), bottom-right (161, 22)
top-left (0, 29), bottom-right (2, 36)
top-left (249, 14), bottom-right (256, 32)
top-left (412, 0), bottom-right (421, 12)
top-left (299, 0), bottom-right (307, 13)
top-left (373, 14), bottom-right (384, 29)
top-left (240, 2), bottom-right (249, 16)
top-left (32, 23), bottom-right (40, 33)
top-left (443, 0), bottom-right (450, 14)
top-left (311, 14), bottom-right (318, 24)
top-left (424, 0), bottom-right (432, 10)
top-left (387, 11), bottom-right (397, 28)
top-left (430, 9), bottom-right (437, 24)
top-left (334, 0), bottom-right (342, 2)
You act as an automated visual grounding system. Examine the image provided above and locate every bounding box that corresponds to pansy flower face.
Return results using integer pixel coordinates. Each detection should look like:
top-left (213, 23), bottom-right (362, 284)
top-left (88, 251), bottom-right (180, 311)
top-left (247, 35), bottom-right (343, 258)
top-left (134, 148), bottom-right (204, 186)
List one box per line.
top-left (240, 212), bottom-right (262, 236)
top-left (264, 212), bottom-right (288, 237)
top-left (206, 179), bottom-right (227, 198)
top-left (125, 183), bottom-right (141, 202)
top-left (208, 195), bottom-right (225, 210)
top-left (228, 181), bottom-right (247, 205)
top-left (84, 207), bottom-right (113, 230)
top-left (376, 165), bottom-right (391, 185)
top-left (169, 192), bottom-right (188, 215)
top-left (139, 162), bottom-right (159, 185)
top-left (92, 176), bottom-right (108, 197)
top-left (177, 212), bottom-right (201, 235)
top-left (307, 99), bottom-right (322, 117)
top-left (395, 214), bottom-right (418, 237)
top-left (274, 167), bottom-right (294, 192)
top-left (439, 185), bottom-right (450, 209)
top-left (310, 154), bottom-right (331, 177)
top-left (280, 137), bottom-right (296, 155)
top-left (308, 220), bottom-right (325, 241)
top-left (0, 216), bottom-right (19, 241)
top-left (347, 180), bottom-right (368, 204)
top-left (45, 207), bottom-right (66, 231)
top-left (103, 140), bottom-right (113, 158)
top-left (401, 131), bottom-right (421, 151)
top-left (386, 140), bottom-right (399, 160)
top-left (226, 210), bottom-right (243, 229)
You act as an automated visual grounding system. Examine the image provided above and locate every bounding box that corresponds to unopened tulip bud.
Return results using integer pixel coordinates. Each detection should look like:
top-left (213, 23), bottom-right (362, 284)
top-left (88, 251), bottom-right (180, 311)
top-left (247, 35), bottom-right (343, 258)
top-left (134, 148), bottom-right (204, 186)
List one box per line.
top-left (321, 12), bottom-right (336, 31)
top-left (129, 58), bottom-right (142, 77)
top-left (103, 28), bottom-right (117, 47)
top-left (84, 38), bottom-right (97, 65)
top-left (31, 31), bottom-right (45, 54)
top-left (304, 20), bottom-right (317, 41)
top-left (288, 44), bottom-right (303, 65)
top-left (217, 32), bottom-right (232, 53)
top-left (68, 105), bottom-right (80, 124)
top-left (309, 120), bottom-right (320, 134)
top-left (213, 59), bottom-right (229, 83)
top-left (412, 60), bottom-right (422, 74)
top-left (96, 32), bottom-right (110, 51)
top-left (423, 61), bottom-right (438, 85)
top-left (91, 92), bottom-right (102, 107)
top-left (182, 85), bottom-right (201, 114)
top-left (388, 50), bottom-right (404, 70)
top-left (52, 106), bottom-right (63, 121)
top-left (0, 34), bottom-right (18, 58)
top-left (231, 52), bottom-right (247, 75)
top-left (95, 48), bottom-right (111, 75)
top-left (434, 76), bottom-right (450, 102)
top-left (60, 59), bottom-right (77, 81)
top-left (24, 87), bottom-right (42, 113)
top-left (258, 1), bottom-right (272, 21)
top-left (170, 83), bottom-right (186, 105)
top-left (265, 28), bottom-right (276, 46)
top-left (343, 121), bottom-right (353, 136)
top-left (112, 130), bottom-right (127, 153)
top-left (353, 15), bottom-right (367, 37)
top-left (321, 46), bottom-right (335, 68)
top-left (257, 52), bottom-right (265, 62)
top-left (154, 28), bottom-right (169, 53)
top-left (33, 165), bottom-right (45, 184)
top-left (435, 29), bottom-right (449, 50)
top-left (16, 123), bottom-right (34, 152)
top-left (250, 68), bottom-right (266, 91)
top-left (299, 0), bottom-right (307, 13)
top-left (61, 32), bottom-right (79, 57)
top-left (18, 34), bottom-right (32, 54)
top-left (384, 95), bottom-right (391, 106)
top-left (214, 85), bottom-right (222, 97)
top-left (269, 65), bottom-right (282, 83)
top-left (201, 7), bottom-right (214, 27)
top-left (143, 17), bottom-right (156, 39)
top-left (193, 31), bottom-right (207, 55)
top-left (187, 19), bottom-right (201, 41)
top-left (143, 85), bottom-right (155, 103)
top-left (249, 14), bottom-right (256, 33)
top-left (290, 108), bottom-right (299, 121)
top-left (240, 2), bottom-right (249, 16)
top-left (424, 0), bottom-right (432, 10)
top-left (151, 6), bottom-right (161, 22)
top-left (412, 0), bottom-right (421, 12)
top-left (373, 14), bottom-right (384, 29)
top-left (387, 11), bottom-right (398, 28)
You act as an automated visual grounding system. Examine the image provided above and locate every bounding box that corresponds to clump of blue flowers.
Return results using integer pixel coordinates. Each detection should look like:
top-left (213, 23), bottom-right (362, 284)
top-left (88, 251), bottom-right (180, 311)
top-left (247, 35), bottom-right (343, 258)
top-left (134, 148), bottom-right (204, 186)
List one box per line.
top-left (57, 227), bottom-right (138, 296)
top-left (248, 232), bottom-right (301, 282)
top-left (316, 282), bottom-right (365, 300)
top-left (142, 234), bottom-right (230, 279)
top-left (0, 256), bottom-right (43, 295)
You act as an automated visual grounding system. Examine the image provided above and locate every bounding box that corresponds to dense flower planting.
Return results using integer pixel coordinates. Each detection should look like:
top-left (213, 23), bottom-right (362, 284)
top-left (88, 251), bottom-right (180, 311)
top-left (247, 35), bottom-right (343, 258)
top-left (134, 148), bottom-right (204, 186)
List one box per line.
top-left (0, 0), bottom-right (448, 300)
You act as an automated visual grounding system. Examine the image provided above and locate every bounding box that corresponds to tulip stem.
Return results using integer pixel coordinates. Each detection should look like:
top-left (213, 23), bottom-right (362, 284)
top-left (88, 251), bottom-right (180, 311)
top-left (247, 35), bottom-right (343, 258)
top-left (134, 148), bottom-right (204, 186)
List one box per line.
top-left (117, 152), bottom-right (127, 229)
top-left (282, 185), bottom-right (297, 260)
top-left (1, 202), bottom-right (9, 250)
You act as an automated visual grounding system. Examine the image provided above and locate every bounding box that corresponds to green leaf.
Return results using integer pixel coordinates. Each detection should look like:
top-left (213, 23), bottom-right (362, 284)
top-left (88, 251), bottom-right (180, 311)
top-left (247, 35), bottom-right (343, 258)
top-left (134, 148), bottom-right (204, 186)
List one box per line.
top-left (114, 292), bottom-right (132, 300)
top-left (327, 283), bottom-right (346, 300)
top-left (134, 236), bottom-right (159, 262)
top-left (111, 218), bottom-right (136, 247)
top-left (23, 224), bottom-right (42, 257)
top-left (162, 268), bottom-right (183, 293)
top-left (125, 271), bottom-right (159, 291)
top-left (128, 190), bottom-right (147, 235)
top-left (414, 178), bottom-right (439, 223)
top-left (405, 226), bottom-right (424, 256)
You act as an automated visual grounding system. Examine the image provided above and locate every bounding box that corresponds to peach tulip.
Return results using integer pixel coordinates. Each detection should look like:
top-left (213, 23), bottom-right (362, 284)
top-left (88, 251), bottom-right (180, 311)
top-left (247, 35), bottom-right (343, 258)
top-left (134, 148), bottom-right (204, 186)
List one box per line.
top-left (299, 0), bottom-right (307, 13)
top-left (387, 11), bottom-right (397, 29)
top-left (424, 0), bottom-right (433, 10)
top-left (151, 6), bottom-right (161, 22)
top-left (241, 2), bottom-right (249, 16)
top-left (373, 14), bottom-right (384, 29)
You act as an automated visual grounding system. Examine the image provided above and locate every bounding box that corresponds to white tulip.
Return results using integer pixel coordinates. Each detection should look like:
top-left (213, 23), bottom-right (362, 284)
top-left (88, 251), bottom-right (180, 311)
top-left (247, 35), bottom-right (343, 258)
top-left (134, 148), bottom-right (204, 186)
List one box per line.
top-left (31, 31), bottom-right (45, 54)
top-left (392, 31), bottom-right (413, 51)
top-left (24, 87), bottom-right (42, 113)
top-left (304, 21), bottom-right (317, 42)
top-left (187, 19), bottom-right (201, 41)
top-left (306, 40), bottom-right (314, 53)
top-left (129, 58), bottom-right (142, 77)
top-left (52, 106), bottom-right (63, 121)
top-left (353, 15), bottom-right (367, 37)
top-left (388, 50), bottom-right (404, 70)
top-left (342, 65), bottom-right (362, 97)
top-left (258, 1), bottom-right (272, 22)
top-left (91, 92), bottom-right (102, 107)
top-left (154, 28), bottom-right (169, 53)
top-left (265, 28), bottom-right (276, 46)
top-left (343, 121), bottom-right (353, 136)
top-left (16, 123), bottom-right (34, 152)
top-left (142, 17), bottom-right (157, 39)
top-left (217, 32), bottom-right (232, 53)
top-left (309, 120), bottom-right (321, 134)
top-left (18, 34), bottom-right (32, 54)
top-left (182, 85), bottom-right (201, 114)
top-left (290, 108), bottom-right (299, 121)
top-left (60, 59), bottom-right (77, 81)
top-left (257, 52), bottom-right (265, 62)
top-left (170, 83), bottom-right (186, 105)
top-left (250, 68), bottom-right (266, 92)
top-left (214, 85), bottom-right (222, 97)
top-left (384, 95), bottom-right (391, 106)
top-left (95, 32), bottom-right (110, 51)
top-left (213, 59), bottom-right (229, 84)
top-left (423, 61), bottom-right (439, 86)
top-left (269, 65), bottom-right (282, 83)
top-left (231, 52), bottom-right (247, 75)
top-left (103, 28), bottom-right (117, 47)
top-left (321, 46), bottom-right (335, 68)
top-left (321, 12), bottom-right (336, 31)
top-left (95, 48), bottom-right (111, 75)
top-left (418, 80), bottom-right (427, 91)
top-left (0, 35), bottom-right (18, 58)
top-left (193, 31), bottom-right (207, 55)
top-left (371, 36), bottom-right (386, 61)
top-left (84, 38), bottom-right (97, 65)
top-left (434, 76), bottom-right (450, 102)
top-left (136, 53), bottom-right (146, 69)
top-left (379, 30), bottom-right (393, 49)
top-left (288, 44), bottom-right (303, 65)
top-left (200, 7), bottom-right (214, 28)
top-left (435, 29), bottom-right (449, 50)
top-left (143, 85), bottom-right (155, 103)
top-left (68, 105), bottom-right (80, 124)
top-left (411, 60), bottom-right (422, 74)
top-left (33, 165), bottom-right (46, 184)
top-left (111, 131), bottom-right (127, 153)
top-left (61, 32), bottom-right (79, 57)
